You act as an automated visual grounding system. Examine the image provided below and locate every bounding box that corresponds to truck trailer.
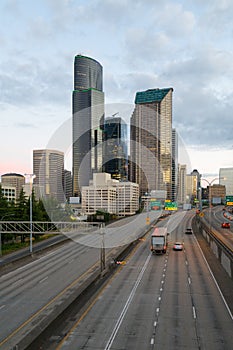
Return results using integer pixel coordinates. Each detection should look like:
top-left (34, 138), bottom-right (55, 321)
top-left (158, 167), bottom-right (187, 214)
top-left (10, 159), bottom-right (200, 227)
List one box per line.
top-left (150, 227), bottom-right (168, 254)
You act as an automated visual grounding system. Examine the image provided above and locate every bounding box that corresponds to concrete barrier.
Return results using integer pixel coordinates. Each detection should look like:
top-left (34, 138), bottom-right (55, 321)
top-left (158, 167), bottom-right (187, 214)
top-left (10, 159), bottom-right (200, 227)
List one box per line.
top-left (195, 216), bottom-right (233, 280)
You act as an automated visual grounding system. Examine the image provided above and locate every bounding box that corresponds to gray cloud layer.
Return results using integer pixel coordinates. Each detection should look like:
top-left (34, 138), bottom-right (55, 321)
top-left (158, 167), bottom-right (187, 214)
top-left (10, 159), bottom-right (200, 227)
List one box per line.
top-left (0, 0), bottom-right (232, 150)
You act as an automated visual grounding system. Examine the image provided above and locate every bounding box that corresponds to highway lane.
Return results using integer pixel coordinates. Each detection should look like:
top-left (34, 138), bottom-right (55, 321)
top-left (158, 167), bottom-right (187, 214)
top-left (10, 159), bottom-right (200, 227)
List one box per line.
top-left (0, 211), bottom-right (162, 349)
top-left (57, 211), bottom-right (233, 350)
top-left (201, 206), bottom-right (233, 250)
top-left (0, 240), bottom-right (100, 348)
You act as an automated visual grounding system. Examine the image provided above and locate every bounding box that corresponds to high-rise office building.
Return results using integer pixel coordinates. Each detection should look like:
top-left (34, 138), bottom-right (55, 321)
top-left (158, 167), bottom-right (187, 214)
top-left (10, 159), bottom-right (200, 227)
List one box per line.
top-left (177, 164), bottom-right (187, 204)
top-left (64, 170), bottom-right (73, 200)
top-left (172, 128), bottom-right (178, 202)
top-left (186, 171), bottom-right (198, 204)
top-left (130, 88), bottom-right (173, 198)
top-left (219, 167), bottom-right (233, 195)
top-left (72, 54), bottom-right (104, 197)
top-left (1, 173), bottom-right (25, 199)
top-left (33, 149), bottom-right (65, 203)
top-left (102, 116), bottom-right (128, 181)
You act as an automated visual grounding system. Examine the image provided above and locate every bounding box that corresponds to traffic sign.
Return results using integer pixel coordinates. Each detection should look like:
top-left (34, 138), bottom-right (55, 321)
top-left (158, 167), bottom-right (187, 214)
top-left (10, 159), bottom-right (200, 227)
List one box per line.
top-left (164, 201), bottom-right (177, 211)
top-left (226, 195), bottom-right (233, 206)
top-left (150, 200), bottom-right (161, 210)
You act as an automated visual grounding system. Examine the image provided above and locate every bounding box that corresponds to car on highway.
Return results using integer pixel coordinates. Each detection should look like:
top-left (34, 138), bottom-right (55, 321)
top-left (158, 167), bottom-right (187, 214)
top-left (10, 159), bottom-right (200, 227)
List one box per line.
top-left (173, 242), bottom-right (183, 251)
top-left (221, 222), bottom-right (230, 228)
top-left (185, 228), bottom-right (193, 234)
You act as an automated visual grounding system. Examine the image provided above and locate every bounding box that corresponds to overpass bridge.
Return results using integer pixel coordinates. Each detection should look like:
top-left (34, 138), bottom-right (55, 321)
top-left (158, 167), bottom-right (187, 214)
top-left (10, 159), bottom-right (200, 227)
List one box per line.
top-left (0, 221), bottom-right (105, 268)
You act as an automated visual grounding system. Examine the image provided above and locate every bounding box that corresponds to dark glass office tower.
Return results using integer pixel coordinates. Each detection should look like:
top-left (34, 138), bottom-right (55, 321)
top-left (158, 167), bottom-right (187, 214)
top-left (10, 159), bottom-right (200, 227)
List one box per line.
top-left (72, 55), bottom-right (104, 197)
top-left (102, 116), bottom-right (128, 181)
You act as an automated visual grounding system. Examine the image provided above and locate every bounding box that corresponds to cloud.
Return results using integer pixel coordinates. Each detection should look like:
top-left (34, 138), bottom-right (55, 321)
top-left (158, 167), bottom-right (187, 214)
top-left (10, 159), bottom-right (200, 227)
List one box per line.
top-left (0, 0), bottom-right (232, 176)
top-left (0, 55), bottom-right (72, 107)
top-left (14, 122), bottom-right (37, 128)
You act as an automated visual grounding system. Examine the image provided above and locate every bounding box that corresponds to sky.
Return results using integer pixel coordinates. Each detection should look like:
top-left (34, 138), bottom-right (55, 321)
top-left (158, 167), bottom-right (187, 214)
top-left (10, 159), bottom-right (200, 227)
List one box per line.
top-left (0, 0), bottom-right (233, 185)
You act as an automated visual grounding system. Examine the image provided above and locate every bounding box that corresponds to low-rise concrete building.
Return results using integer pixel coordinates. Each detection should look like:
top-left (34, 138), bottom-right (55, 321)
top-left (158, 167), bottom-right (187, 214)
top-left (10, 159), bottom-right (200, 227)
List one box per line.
top-left (81, 173), bottom-right (139, 216)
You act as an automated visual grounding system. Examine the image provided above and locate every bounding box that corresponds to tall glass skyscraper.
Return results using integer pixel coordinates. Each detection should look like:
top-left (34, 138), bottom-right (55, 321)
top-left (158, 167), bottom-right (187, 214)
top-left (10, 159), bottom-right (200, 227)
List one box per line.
top-left (72, 55), bottom-right (104, 197)
top-left (33, 149), bottom-right (65, 203)
top-left (130, 88), bottom-right (173, 198)
top-left (102, 116), bottom-right (128, 181)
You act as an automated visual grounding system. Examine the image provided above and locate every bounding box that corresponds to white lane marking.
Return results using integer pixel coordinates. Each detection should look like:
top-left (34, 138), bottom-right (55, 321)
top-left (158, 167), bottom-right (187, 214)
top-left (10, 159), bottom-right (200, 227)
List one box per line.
top-left (154, 321), bottom-right (157, 327)
top-left (0, 305), bottom-right (6, 310)
top-left (192, 306), bottom-right (197, 319)
top-left (151, 338), bottom-right (154, 345)
top-left (160, 288), bottom-right (163, 292)
top-left (193, 234), bottom-right (233, 320)
top-left (185, 260), bottom-right (188, 265)
top-left (156, 307), bottom-right (160, 313)
top-left (104, 253), bottom-right (151, 350)
top-left (158, 296), bottom-right (161, 301)
top-left (188, 277), bottom-right (191, 284)
top-left (39, 276), bottom-right (48, 284)
top-left (161, 280), bottom-right (164, 284)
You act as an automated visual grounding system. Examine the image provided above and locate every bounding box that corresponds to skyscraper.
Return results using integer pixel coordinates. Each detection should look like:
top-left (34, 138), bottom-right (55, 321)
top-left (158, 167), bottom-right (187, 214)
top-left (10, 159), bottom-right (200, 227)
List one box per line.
top-left (172, 128), bottom-right (178, 201)
top-left (130, 88), bottom-right (173, 198)
top-left (177, 164), bottom-right (187, 204)
top-left (102, 116), bottom-right (128, 181)
top-left (219, 167), bottom-right (233, 195)
top-left (33, 149), bottom-right (65, 203)
top-left (72, 54), bottom-right (104, 197)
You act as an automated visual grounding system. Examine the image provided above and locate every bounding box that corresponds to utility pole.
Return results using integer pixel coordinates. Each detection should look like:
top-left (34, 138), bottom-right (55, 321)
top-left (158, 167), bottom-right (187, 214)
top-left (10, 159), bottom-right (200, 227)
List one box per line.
top-left (100, 223), bottom-right (105, 272)
top-left (24, 174), bottom-right (36, 254)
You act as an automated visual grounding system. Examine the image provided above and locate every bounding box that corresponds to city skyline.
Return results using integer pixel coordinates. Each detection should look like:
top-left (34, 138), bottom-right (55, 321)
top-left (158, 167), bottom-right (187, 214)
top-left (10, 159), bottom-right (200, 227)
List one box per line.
top-left (0, 0), bottom-right (232, 179)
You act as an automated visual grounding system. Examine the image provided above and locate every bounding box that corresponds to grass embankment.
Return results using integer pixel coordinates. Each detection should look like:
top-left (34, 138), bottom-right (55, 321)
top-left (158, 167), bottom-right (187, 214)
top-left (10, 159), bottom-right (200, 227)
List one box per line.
top-left (1, 235), bottom-right (52, 255)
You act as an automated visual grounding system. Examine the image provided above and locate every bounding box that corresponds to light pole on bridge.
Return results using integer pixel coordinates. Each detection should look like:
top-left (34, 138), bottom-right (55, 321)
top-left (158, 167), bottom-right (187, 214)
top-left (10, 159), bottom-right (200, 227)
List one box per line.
top-left (24, 174), bottom-right (36, 254)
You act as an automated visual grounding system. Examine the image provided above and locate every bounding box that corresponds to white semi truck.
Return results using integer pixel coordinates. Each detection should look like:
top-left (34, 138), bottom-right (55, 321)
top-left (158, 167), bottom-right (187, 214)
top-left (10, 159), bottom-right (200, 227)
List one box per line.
top-left (150, 227), bottom-right (168, 254)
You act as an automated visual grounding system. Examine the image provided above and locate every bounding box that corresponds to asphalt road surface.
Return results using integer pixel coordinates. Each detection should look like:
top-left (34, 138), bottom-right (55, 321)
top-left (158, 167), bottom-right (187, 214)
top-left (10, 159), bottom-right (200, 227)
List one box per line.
top-left (56, 212), bottom-right (233, 350)
top-left (0, 211), bottom-right (162, 349)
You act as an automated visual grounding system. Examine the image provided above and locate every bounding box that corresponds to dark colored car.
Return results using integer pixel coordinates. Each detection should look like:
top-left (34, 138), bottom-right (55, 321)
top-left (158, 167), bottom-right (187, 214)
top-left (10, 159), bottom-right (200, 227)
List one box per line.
top-left (222, 222), bottom-right (230, 228)
top-left (185, 228), bottom-right (193, 234)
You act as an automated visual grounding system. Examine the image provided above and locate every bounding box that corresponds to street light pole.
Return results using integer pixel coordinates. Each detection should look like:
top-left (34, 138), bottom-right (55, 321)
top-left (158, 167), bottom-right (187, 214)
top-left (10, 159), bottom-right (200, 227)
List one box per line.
top-left (100, 223), bottom-right (105, 272)
top-left (25, 174), bottom-right (36, 254)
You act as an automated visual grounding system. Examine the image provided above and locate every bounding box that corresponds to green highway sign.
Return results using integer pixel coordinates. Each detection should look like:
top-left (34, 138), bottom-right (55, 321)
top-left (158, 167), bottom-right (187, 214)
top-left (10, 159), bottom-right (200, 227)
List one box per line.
top-left (226, 195), bottom-right (233, 205)
top-left (150, 200), bottom-right (162, 210)
top-left (165, 201), bottom-right (177, 211)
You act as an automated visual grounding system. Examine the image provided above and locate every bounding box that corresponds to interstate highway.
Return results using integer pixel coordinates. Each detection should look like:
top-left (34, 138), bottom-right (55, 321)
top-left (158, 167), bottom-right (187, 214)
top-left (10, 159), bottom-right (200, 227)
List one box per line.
top-left (0, 211), bottom-right (162, 350)
top-left (54, 211), bottom-right (233, 350)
